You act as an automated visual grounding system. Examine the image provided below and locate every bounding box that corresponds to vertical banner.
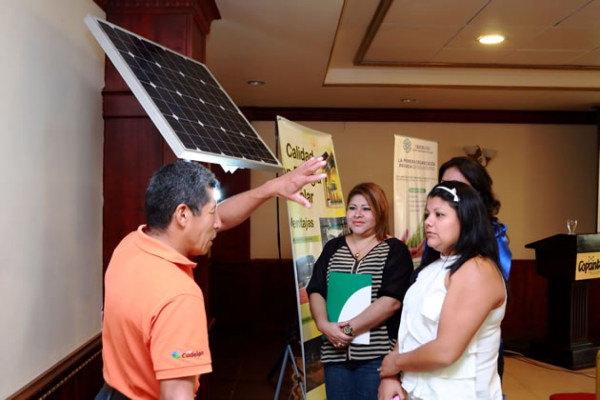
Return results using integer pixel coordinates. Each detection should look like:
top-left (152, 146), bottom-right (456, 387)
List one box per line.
top-left (278, 116), bottom-right (348, 399)
top-left (394, 136), bottom-right (438, 267)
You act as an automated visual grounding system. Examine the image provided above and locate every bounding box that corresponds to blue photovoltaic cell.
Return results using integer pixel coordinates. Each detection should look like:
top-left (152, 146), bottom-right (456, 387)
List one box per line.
top-left (89, 17), bottom-right (280, 170)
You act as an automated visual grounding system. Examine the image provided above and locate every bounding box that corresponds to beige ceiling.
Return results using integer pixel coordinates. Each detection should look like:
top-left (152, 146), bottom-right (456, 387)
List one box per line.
top-left (206, 0), bottom-right (600, 111)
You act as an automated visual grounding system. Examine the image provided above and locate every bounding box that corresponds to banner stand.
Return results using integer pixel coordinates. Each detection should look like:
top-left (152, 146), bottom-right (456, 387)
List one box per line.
top-left (277, 116), bottom-right (347, 398)
top-left (274, 343), bottom-right (306, 400)
top-left (271, 122), bottom-right (307, 399)
top-left (268, 323), bottom-right (306, 399)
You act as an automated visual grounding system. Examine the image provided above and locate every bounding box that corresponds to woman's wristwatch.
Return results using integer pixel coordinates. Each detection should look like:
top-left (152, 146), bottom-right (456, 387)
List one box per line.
top-left (342, 324), bottom-right (355, 337)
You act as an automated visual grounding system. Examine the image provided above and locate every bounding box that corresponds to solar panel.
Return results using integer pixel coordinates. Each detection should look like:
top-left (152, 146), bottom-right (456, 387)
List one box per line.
top-left (85, 15), bottom-right (282, 172)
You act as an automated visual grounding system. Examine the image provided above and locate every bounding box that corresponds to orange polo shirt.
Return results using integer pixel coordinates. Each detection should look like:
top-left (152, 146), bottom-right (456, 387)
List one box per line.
top-left (102, 225), bottom-right (212, 399)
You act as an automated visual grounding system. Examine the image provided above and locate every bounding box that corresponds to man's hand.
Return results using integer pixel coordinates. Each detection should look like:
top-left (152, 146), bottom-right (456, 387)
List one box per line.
top-left (217, 157), bottom-right (326, 231)
top-left (265, 156), bottom-right (326, 208)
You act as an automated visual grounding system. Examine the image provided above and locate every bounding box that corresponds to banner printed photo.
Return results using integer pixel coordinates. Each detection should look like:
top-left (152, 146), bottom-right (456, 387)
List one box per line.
top-left (393, 136), bottom-right (438, 267)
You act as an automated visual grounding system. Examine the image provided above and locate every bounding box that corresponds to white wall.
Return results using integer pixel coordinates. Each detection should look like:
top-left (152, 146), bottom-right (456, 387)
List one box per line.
top-left (250, 121), bottom-right (598, 261)
top-left (0, 1), bottom-right (105, 396)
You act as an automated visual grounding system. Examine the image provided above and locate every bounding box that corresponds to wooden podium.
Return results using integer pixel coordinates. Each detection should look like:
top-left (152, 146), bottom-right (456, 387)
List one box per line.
top-left (526, 234), bottom-right (600, 369)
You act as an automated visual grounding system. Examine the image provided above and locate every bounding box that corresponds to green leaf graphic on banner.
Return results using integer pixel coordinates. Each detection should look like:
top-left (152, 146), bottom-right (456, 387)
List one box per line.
top-left (326, 272), bottom-right (371, 322)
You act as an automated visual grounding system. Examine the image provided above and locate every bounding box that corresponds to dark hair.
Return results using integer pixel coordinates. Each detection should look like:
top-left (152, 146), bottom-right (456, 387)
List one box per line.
top-left (420, 181), bottom-right (502, 278)
top-left (439, 157), bottom-right (501, 222)
top-left (144, 160), bottom-right (219, 230)
top-left (347, 182), bottom-right (390, 241)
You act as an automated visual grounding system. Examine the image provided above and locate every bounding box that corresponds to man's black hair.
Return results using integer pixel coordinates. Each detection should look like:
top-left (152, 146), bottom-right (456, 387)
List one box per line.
top-left (144, 160), bottom-right (219, 230)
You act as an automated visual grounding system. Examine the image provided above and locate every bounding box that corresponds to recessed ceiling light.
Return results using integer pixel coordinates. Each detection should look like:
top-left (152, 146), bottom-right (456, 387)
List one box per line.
top-left (478, 34), bottom-right (505, 45)
top-left (401, 98), bottom-right (416, 103)
top-left (247, 80), bottom-right (265, 86)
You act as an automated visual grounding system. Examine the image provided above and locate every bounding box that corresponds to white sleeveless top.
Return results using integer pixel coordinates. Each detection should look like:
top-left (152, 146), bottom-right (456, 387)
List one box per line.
top-left (397, 255), bottom-right (506, 400)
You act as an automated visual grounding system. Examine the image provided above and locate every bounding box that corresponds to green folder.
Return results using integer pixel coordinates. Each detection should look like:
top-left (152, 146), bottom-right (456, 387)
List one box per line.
top-left (327, 272), bottom-right (372, 344)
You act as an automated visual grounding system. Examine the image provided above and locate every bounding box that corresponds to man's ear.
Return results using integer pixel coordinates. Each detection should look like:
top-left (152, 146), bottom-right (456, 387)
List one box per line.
top-left (173, 204), bottom-right (190, 228)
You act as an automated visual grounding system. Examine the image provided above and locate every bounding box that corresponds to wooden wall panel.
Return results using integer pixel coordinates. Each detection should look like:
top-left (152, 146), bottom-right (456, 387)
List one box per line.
top-left (209, 259), bottom-right (297, 331)
top-left (7, 336), bottom-right (103, 400)
top-left (207, 257), bottom-right (600, 359)
top-left (209, 257), bottom-right (599, 356)
top-left (102, 118), bottom-right (164, 268)
top-left (502, 260), bottom-right (549, 352)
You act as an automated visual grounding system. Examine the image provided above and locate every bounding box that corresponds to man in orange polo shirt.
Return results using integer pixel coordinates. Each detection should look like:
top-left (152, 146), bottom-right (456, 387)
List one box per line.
top-left (97, 157), bottom-right (326, 400)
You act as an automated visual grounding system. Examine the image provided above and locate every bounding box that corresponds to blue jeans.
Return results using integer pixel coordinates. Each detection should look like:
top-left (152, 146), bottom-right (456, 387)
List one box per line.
top-left (94, 388), bottom-right (108, 400)
top-left (324, 358), bottom-right (382, 400)
top-left (95, 383), bottom-right (129, 400)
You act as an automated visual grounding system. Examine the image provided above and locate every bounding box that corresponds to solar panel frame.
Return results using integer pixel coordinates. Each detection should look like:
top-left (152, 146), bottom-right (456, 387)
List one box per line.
top-left (85, 15), bottom-right (282, 172)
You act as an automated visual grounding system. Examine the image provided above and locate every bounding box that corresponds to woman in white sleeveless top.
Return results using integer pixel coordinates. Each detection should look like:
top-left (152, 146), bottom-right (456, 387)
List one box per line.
top-left (378, 182), bottom-right (507, 400)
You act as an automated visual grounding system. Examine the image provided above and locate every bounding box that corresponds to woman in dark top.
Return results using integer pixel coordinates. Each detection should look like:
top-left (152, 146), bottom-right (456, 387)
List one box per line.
top-left (437, 157), bottom-right (511, 279)
top-left (307, 182), bottom-right (413, 400)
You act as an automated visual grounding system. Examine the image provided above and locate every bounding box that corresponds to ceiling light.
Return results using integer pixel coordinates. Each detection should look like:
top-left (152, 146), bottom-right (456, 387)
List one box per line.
top-left (401, 98), bottom-right (416, 103)
top-left (247, 80), bottom-right (265, 86)
top-left (478, 34), bottom-right (504, 45)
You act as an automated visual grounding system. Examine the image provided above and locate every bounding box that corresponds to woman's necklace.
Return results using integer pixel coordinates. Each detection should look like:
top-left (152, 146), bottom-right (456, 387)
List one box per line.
top-left (349, 235), bottom-right (378, 259)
